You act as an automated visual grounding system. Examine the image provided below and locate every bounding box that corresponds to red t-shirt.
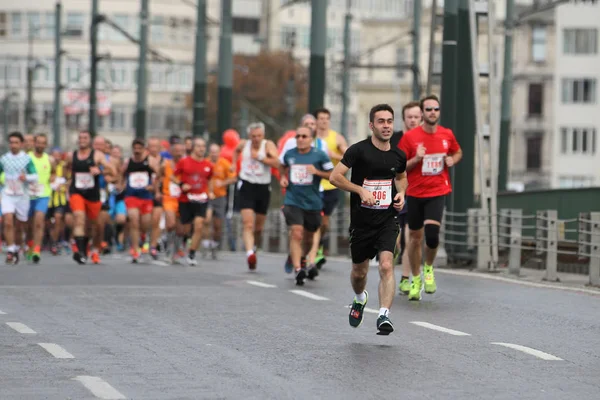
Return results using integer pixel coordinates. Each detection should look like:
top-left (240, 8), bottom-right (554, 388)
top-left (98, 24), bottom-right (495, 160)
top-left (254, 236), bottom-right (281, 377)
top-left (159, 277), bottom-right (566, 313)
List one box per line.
top-left (398, 125), bottom-right (460, 198)
top-left (174, 156), bottom-right (213, 203)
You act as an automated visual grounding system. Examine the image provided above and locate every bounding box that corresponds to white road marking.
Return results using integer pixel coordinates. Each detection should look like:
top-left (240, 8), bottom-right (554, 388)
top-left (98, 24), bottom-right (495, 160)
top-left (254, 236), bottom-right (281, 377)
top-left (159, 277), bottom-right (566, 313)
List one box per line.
top-left (491, 342), bottom-right (563, 361)
top-left (150, 260), bottom-right (169, 266)
top-left (0, 310), bottom-right (6, 314)
top-left (410, 321), bottom-right (471, 336)
top-left (246, 280), bottom-right (277, 288)
top-left (38, 343), bottom-right (75, 359)
top-left (74, 376), bottom-right (126, 400)
top-left (290, 290), bottom-right (329, 301)
top-left (6, 322), bottom-right (36, 334)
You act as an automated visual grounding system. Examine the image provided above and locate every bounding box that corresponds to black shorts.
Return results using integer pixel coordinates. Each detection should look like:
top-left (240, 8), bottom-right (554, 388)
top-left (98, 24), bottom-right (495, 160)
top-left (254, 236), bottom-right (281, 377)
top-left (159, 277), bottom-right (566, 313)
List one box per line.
top-left (179, 201), bottom-right (208, 225)
top-left (321, 189), bottom-right (340, 216)
top-left (396, 212), bottom-right (407, 227)
top-left (349, 221), bottom-right (399, 264)
top-left (153, 198), bottom-right (162, 208)
top-left (238, 180), bottom-right (270, 215)
top-left (282, 205), bottom-right (322, 233)
top-left (406, 195), bottom-right (446, 230)
top-left (101, 201), bottom-right (110, 211)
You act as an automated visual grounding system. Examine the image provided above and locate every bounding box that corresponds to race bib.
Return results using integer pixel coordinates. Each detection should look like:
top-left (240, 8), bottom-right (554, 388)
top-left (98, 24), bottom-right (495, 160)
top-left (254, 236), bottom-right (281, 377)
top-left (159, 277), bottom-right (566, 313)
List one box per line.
top-left (188, 192), bottom-right (208, 203)
top-left (100, 189), bottom-right (108, 204)
top-left (290, 165), bottom-right (313, 185)
top-left (5, 179), bottom-right (24, 196)
top-left (129, 171), bottom-right (149, 189)
top-left (75, 173), bottom-right (95, 189)
top-left (29, 182), bottom-right (43, 197)
top-left (421, 153), bottom-right (445, 176)
top-left (248, 160), bottom-right (264, 176)
top-left (361, 179), bottom-right (392, 210)
top-left (169, 182), bottom-right (181, 197)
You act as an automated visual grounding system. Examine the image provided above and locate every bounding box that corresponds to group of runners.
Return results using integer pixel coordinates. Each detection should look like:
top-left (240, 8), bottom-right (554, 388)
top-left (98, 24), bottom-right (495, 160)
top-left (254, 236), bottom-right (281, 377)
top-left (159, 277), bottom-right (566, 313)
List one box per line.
top-left (0, 94), bottom-right (461, 336)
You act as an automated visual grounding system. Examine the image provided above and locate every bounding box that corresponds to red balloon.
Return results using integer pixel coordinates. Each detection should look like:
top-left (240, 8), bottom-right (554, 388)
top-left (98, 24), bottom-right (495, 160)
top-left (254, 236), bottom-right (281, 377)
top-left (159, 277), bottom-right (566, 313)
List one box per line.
top-left (222, 129), bottom-right (240, 148)
top-left (277, 130), bottom-right (297, 154)
top-left (220, 145), bottom-right (234, 162)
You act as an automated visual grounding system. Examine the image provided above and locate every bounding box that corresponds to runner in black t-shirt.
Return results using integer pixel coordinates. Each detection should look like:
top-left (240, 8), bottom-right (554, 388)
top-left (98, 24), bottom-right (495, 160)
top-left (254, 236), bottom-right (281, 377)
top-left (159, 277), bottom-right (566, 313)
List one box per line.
top-left (329, 104), bottom-right (407, 335)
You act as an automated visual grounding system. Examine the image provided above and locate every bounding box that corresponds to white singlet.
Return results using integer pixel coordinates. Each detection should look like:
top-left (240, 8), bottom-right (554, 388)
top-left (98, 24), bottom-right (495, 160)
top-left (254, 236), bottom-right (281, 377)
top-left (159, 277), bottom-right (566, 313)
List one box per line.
top-left (239, 140), bottom-right (272, 185)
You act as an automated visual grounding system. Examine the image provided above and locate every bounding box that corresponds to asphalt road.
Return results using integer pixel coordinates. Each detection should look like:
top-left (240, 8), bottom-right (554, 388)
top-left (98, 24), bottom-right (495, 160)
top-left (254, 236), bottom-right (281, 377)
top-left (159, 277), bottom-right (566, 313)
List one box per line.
top-left (1, 250), bottom-right (599, 400)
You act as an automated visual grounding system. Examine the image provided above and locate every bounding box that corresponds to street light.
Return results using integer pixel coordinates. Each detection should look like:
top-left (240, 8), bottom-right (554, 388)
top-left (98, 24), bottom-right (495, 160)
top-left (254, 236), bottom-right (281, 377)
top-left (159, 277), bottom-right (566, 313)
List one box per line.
top-left (3, 92), bottom-right (20, 137)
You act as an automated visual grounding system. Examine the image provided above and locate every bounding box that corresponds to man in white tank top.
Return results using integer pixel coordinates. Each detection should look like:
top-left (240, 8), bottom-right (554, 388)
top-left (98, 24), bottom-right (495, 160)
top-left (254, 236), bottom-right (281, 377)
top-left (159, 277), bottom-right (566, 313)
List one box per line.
top-left (232, 122), bottom-right (279, 270)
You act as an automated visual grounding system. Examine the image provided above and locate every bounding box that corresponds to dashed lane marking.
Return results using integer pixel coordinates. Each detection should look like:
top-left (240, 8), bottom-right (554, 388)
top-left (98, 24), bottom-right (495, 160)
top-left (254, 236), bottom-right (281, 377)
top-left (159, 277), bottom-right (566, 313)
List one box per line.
top-left (6, 322), bottom-right (36, 334)
top-left (246, 280), bottom-right (277, 288)
top-left (38, 343), bottom-right (75, 359)
top-left (74, 376), bottom-right (126, 400)
top-left (289, 290), bottom-right (329, 301)
top-left (491, 342), bottom-right (563, 361)
top-left (410, 321), bottom-right (471, 336)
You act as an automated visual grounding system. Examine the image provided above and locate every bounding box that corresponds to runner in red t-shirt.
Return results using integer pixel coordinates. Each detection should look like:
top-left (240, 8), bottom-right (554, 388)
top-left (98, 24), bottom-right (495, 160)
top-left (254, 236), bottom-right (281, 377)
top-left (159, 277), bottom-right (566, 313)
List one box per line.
top-left (173, 138), bottom-right (214, 265)
top-left (398, 94), bottom-right (462, 301)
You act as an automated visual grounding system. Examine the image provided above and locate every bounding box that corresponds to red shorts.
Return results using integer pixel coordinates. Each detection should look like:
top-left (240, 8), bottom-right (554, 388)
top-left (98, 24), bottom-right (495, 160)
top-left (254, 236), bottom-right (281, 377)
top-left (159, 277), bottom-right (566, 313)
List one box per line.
top-left (69, 194), bottom-right (102, 220)
top-left (125, 197), bottom-right (153, 215)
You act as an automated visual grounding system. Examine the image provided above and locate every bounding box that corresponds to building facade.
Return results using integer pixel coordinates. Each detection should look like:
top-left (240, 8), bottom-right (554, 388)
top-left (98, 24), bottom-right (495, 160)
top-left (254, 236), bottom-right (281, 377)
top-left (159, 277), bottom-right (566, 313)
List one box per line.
top-left (508, 5), bottom-right (556, 191)
top-left (551, 1), bottom-right (599, 188)
top-left (0, 0), bottom-right (262, 148)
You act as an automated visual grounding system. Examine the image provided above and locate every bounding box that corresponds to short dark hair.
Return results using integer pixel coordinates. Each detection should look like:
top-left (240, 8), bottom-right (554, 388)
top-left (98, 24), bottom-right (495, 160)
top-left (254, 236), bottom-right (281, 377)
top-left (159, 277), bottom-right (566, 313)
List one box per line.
top-left (420, 94), bottom-right (440, 110)
top-left (35, 133), bottom-right (48, 141)
top-left (9, 131), bottom-right (24, 142)
top-left (369, 104), bottom-right (395, 123)
top-left (169, 134), bottom-right (181, 145)
top-left (312, 107), bottom-right (330, 119)
top-left (132, 138), bottom-right (145, 148)
top-left (401, 101), bottom-right (421, 119)
top-left (184, 135), bottom-right (193, 142)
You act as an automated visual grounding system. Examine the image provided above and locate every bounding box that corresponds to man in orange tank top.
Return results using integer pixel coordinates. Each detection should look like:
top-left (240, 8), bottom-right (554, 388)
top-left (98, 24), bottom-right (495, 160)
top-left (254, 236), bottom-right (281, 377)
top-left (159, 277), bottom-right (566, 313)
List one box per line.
top-left (202, 144), bottom-right (237, 259)
top-left (156, 138), bottom-right (186, 262)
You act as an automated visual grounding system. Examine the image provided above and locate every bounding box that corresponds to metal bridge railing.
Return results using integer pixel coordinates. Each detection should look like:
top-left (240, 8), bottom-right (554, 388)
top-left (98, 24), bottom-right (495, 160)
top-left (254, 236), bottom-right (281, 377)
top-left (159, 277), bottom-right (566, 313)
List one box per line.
top-left (222, 207), bottom-right (600, 287)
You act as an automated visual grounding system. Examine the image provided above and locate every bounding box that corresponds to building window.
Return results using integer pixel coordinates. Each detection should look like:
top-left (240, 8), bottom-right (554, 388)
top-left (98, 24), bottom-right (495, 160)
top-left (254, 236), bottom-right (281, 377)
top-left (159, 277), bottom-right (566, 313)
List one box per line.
top-left (44, 12), bottom-right (55, 39)
top-left (528, 83), bottom-right (543, 116)
top-left (526, 135), bottom-right (542, 171)
top-left (0, 12), bottom-right (6, 37)
top-left (561, 128), bottom-right (568, 153)
top-left (280, 25), bottom-right (296, 48)
top-left (110, 14), bottom-right (129, 41)
top-left (560, 127), bottom-right (597, 154)
top-left (232, 17), bottom-right (259, 35)
top-left (151, 16), bottom-right (164, 43)
top-left (563, 28), bottom-right (597, 55)
top-left (531, 25), bottom-right (546, 62)
top-left (11, 12), bottom-right (22, 37)
top-left (109, 105), bottom-right (126, 130)
top-left (27, 12), bottom-right (41, 38)
top-left (561, 78), bottom-right (597, 104)
top-left (65, 12), bottom-right (84, 38)
top-left (396, 47), bottom-right (407, 78)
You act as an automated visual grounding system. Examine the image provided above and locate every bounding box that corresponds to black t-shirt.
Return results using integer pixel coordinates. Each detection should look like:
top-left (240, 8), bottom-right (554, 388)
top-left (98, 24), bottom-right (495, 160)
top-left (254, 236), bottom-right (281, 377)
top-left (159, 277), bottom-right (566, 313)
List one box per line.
top-left (340, 138), bottom-right (407, 229)
top-left (389, 130), bottom-right (404, 150)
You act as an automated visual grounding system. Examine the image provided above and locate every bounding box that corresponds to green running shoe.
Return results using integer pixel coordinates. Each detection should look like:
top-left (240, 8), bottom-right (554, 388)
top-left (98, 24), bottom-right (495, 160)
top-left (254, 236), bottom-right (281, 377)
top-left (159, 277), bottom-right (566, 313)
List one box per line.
top-left (408, 274), bottom-right (423, 301)
top-left (424, 265), bottom-right (437, 294)
top-left (398, 278), bottom-right (410, 295)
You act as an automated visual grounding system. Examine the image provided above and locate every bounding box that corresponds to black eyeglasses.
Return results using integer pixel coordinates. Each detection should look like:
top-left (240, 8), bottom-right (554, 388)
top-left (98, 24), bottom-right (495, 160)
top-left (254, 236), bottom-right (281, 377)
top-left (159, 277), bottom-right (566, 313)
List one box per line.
top-left (296, 134), bottom-right (309, 139)
top-left (424, 107), bottom-right (440, 112)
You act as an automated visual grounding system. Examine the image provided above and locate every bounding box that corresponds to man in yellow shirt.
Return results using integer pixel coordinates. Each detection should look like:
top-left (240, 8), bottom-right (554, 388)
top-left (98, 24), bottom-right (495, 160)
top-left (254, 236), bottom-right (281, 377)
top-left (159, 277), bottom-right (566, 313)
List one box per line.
top-left (203, 144), bottom-right (237, 259)
top-left (308, 108), bottom-right (348, 268)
